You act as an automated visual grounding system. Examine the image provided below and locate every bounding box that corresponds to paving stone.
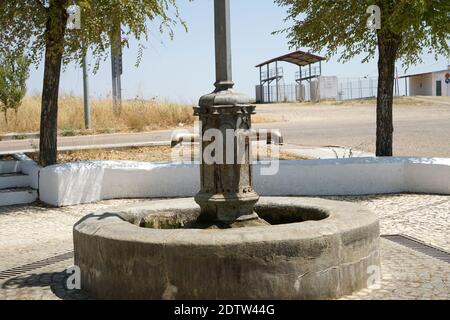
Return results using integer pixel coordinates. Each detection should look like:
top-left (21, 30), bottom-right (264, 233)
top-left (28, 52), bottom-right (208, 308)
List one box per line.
top-left (0, 194), bottom-right (449, 300)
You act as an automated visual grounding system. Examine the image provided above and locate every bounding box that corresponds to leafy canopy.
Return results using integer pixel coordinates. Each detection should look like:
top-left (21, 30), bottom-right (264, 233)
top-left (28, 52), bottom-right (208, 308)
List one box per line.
top-left (0, 0), bottom-right (187, 70)
top-left (275, 0), bottom-right (450, 66)
top-left (0, 55), bottom-right (30, 120)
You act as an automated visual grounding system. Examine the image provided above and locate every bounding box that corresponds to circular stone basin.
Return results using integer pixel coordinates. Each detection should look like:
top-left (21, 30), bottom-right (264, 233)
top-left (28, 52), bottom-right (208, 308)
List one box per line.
top-left (74, 197), bottom-right (380, 300)
top-left (136, 199), bottom-right (329, 229)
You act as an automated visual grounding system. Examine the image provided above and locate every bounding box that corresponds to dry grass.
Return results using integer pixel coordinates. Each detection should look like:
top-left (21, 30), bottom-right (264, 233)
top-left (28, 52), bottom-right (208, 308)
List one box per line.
top-left (0, 96), bottom-right (195, 134)
top-left (336, 96), bottom-right (431, 106)
top-left (26, 146), bottom-right (173, 163)
top-left (252, 114), bottom-right (282, 123)
top-left (0, 96), bottom-right (277, 135)
top-left (26, 145), bottom-right (307, 163)
top-left (0, 155), bottom-right (15, 160)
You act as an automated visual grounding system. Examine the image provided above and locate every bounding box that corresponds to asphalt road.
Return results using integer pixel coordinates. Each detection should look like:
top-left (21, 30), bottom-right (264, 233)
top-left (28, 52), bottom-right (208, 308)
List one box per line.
top-left (255, 99), bottom-right (450, 157)
top-left (0, 130), bottom-right (174, 155)
top-left (1, 97), bottom-right (449, 157)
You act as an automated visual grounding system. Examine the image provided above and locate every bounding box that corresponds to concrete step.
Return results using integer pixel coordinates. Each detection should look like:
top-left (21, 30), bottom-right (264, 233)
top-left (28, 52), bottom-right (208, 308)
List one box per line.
top-left (0, 172), bottom-right (30, 189)
top-left (0, 187), bottom-right (38, 206)
top-left (0, 160), bottom-right (20, 174)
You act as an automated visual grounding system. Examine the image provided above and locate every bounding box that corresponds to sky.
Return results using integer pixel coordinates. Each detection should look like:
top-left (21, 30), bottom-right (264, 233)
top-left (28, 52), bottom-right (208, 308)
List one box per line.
top-left (26, 0), bottom-right (450, 103)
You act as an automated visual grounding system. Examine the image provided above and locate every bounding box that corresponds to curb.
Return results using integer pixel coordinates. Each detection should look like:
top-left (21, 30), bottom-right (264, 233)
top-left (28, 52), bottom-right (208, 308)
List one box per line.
top-left (0, 141), bottom-right (171, 156)
top-left (0, 133), bottom-right (40, 142)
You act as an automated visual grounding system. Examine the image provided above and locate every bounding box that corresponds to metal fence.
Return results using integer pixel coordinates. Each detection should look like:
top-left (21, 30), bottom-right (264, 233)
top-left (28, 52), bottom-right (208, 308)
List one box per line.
top-left (256, 84), bottom-right (301, 103)
top-left (337, 77), bottom-right (378, 100)
top-left (261, 67), bottom-right (283, 81)
top-left (256, 76), bottom-right (404, 103)
top-left (295, 66), bottom-right (321, 81)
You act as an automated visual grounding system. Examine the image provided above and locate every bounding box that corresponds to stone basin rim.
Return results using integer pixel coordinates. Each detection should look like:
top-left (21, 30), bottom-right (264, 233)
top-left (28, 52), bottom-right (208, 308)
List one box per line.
top-left (74, 197), bottom-right (379, 245)
top-left (73, 196), bottom-right (381, 300)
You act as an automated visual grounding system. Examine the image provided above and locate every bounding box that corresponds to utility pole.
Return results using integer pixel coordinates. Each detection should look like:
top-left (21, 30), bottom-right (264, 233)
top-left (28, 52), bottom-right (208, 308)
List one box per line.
top-left (111, 26), bottom-right (122, 114)
top-left (395, 67), bottom-right (399, 97)
top-left (82, 51), bottom-right (90, 129)
top-left (67, 5), bottom-right (90, 129)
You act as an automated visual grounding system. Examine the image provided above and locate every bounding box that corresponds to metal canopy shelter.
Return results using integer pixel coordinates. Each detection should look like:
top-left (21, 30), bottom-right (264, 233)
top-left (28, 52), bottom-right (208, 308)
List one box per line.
top-left (255, 50), bottom-right (324, 68)
top-left (255, 50), bottom-right (325, 103)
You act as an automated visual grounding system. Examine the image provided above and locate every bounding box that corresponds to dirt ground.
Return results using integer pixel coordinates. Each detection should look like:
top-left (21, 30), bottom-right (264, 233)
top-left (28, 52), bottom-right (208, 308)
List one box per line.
top-left (26, 145), bottom-right (306, 163)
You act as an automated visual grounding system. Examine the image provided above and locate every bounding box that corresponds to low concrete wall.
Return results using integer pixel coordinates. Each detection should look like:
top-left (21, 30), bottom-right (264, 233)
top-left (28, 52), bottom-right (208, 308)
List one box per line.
top-left (15, 154), bottom-right (41, 190)
top-left (39, 157), bottom-right (450, 207)
top-left (404, 158), bottom-right (450, 194)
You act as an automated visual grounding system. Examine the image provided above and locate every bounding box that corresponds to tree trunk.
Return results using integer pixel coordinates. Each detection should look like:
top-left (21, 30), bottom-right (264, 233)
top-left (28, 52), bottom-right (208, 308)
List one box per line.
top-left (376, 32), bottom-right (400, 157)
top-left (39, 1), bottom-right (68, 167)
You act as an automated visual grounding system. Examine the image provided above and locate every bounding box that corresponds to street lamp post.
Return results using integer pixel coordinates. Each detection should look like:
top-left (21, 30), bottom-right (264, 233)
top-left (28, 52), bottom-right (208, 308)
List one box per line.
top-left (194, 0), bottom-right (260, 225)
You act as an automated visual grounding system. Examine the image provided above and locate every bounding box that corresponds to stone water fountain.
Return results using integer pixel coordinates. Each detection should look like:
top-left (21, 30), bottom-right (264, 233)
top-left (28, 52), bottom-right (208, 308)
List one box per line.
top-left (73, 0), bottom-right (380, 299)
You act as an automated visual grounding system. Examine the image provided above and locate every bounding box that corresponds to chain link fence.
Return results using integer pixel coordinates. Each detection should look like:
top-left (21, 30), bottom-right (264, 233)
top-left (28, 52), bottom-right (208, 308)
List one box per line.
top-left (337, 77), bottom-right (378, 100)
top-left (256, 76), bottom-right (404, 103)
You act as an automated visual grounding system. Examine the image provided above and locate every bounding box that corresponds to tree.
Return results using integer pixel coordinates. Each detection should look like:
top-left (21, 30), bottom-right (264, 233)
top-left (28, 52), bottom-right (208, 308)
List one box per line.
top-left (0, 0), bottom-right (185, 166)
top-left (0, 55), bottom-right (30, 123)
top-left (275, 0), bottom-right (450, 156)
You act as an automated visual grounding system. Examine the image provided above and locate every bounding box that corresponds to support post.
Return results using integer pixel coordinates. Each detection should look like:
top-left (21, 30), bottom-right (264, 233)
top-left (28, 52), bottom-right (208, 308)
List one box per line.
top-left (299, 66), bottom-right (302, 101)
top-left (275, 61), bottom-right (279, 102)
top-left (405, 77), bottom-right (408, 96)
top-left (359, 79), bottom-right (362, 98)
top-left (267, 63), bottom-right (270, 103)
top-left (370, 78), bottom-right (373, 97)
top-left (259, 66), bottom-right (263, 103)
top-left (350, 80), bottom-right (352, 99)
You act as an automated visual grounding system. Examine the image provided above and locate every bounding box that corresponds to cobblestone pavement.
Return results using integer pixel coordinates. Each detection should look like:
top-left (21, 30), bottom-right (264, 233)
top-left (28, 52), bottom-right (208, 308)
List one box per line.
top-left (0, 194), bottom-right (449, 300)
top-left (329, 194), bottom-right (450, 252)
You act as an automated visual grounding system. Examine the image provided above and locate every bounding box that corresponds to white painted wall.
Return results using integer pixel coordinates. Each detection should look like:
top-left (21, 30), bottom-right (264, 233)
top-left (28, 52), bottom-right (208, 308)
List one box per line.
top-left (432, 70), bottom-right (450, 97)
top-left (0, 189), bottom-right (38, 206)
top-left (0, 155), bottom-right (40, 206)
top-left (0, 161), bottom-right (20, 174)
top-left (296, 84), bottom-right (306, 101)
top-left (310, 80), bottom-right (319, 101)
top-left (15, 154), bottom-right (41, 189)
top-left (409, 68), bottom-right (450, 97)
top-left (409, 74), bottom-right (433, 96)
top-left (39, 157), bottom-right (450, 207)
top-left (318, 76), bottom-right (338, 100)
top-left (404, 158), bottom-right (450, 194)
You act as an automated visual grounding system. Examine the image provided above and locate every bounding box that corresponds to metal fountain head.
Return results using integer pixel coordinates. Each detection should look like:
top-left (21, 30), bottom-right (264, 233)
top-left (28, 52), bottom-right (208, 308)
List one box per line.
top-left (194, 0), bottom-right (260, 225)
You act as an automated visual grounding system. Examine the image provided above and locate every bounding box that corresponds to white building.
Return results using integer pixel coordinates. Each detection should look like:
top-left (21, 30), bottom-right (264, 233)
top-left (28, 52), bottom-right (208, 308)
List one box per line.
top-left (310, 76), bottom-right (339, 101)
top-left (401, 67), bottom-right (450, 97)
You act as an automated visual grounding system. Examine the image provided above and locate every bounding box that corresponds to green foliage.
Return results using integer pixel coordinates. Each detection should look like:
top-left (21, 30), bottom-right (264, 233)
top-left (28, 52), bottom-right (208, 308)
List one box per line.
top-left (0, 55), bottom-right (30, 122)
top-left (275, 0), bottom-right (450, 66)
top-left (0, 0), bottom-right (187, 71)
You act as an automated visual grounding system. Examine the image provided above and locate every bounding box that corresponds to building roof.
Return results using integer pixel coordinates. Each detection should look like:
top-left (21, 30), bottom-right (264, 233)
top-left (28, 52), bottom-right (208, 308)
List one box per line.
top-left (398, 68), bottom-right (450, 79)
top-left (255, 50), bottom-right (325, 68)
